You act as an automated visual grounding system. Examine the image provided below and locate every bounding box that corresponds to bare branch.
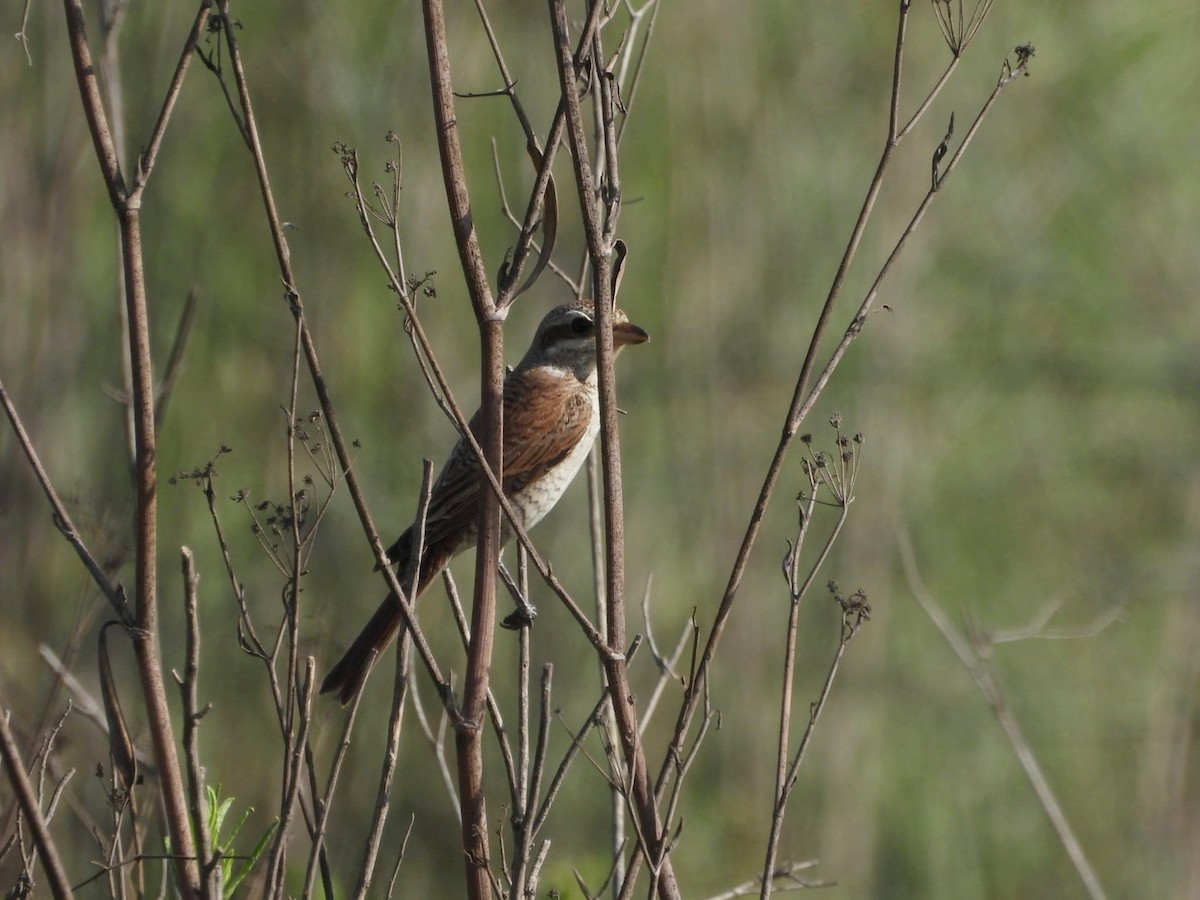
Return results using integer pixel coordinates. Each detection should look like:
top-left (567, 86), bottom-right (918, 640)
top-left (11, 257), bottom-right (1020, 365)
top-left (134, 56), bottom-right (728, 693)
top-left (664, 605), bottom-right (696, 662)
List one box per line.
top-left (353, 459), bottom-right (433, 900)
top-left (657, 22), bottom-right (1035, 821)
top-left (899, 529), bottom-right (1107, 900)
top-left (0, 711), bottom-right (75, 899)
top-left (209, 0), bottom-right (452, 704)
top-left (128, 0), bottom-right (212, 201)
top-left (174, 548), bottom-right (219, 899)
top-left (154, 286), bottom-right (201, 431)
top-left (0, 377), bottom-right (132, 624)
top-left (61, 1), bottom-right (204, 888)
top-left (549, 0), bottom-right (677, 893)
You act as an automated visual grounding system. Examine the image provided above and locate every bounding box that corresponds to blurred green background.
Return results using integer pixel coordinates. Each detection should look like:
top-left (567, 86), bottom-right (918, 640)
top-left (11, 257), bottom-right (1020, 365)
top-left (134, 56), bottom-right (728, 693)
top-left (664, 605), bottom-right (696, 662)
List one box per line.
top-left (2, 1), bottom-right (1197, 897)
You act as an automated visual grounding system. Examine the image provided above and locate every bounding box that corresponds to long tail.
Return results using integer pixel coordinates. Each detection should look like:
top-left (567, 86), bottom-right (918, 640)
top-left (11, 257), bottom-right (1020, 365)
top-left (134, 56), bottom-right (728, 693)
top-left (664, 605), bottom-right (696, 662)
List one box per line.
top-left (319, 592), bottom-right (407, 705)
top-left (320, 529), bottom-right (450, 706)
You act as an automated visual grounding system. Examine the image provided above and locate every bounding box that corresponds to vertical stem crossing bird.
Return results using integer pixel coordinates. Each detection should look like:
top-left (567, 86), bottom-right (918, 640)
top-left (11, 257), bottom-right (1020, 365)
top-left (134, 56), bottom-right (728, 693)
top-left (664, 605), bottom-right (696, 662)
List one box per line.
top-left (321, 301), bottom-right (649, 704)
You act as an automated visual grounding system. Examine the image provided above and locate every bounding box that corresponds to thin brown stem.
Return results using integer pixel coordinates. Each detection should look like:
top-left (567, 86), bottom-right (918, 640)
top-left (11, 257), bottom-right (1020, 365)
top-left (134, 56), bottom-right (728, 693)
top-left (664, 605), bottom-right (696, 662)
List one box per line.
top-left (490, 140), bottom-right (579, 293)
top-left (410, 663), bottom-right (463, 820)
top-left (655, 14), bottom-right (1031, 825)
top-left (264, 659), bottom-right (315, 899)
top-left (128, 0), bottom-right (212, 202)
top-left (760, 492), bottom-right (817, 897)
top-left (352, 632), bottom-right (413, 900)
top-left (301, 680), bottom-right (366, 900)
top-left (62, 2), bottom-right (200, 890)
top-left (510, 662), bottom-right (552, 898)
top-left (531, 638), bottom-right (642, 838)
top-left (283, 299), bottom-right (305, 760)
top-left (421, 0), bottom-right (496, 320)
top-left (900, 531), bottom-right (1105, 900)
top-left (211, 1), bottom-right (450, 701)
top-left (0, 712), bottom-right (75, 899)
top-left (638, 616), bottom-right (691, 737)
top-left (64, 0), bottom-right (125, 205)
top-left (176, 548), bottom-right (219, 900)
top-left (760, 503), bottom-right (850, 898)
top-left (470, 0), bottom-right (535, 145)
top-left (656, 6), bottom-right (913, 798)
top-left (549, 3), bottom-right (677, 896)
top-left (352, 459), bottom-right (433, 899)
top-left (897, 56), bottom-right (959, 141)
top-left (491, 0), bottom-right (608, 307)
top-left (342, 153), bottom-right (611, 655)
top-left (0, 378), bottom-right (132, 623)
top-left (15, 0), bottom-right (33, 64)
top-left (420, 0), bottom-right (502, 890)
top-left (507, 546), bottom-right (533, 893)
top-left (587, 450), bottom-right (627, 891)
top-left (613, 0), bottom-right (661, 148)
top-left (153, 286), bottom-right (200, 428)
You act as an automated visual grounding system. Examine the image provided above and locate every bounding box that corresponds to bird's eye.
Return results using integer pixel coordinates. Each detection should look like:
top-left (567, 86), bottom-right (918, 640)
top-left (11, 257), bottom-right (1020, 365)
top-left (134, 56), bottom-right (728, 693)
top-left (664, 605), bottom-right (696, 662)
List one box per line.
top-left (570, 316), bottom-right (593, 335)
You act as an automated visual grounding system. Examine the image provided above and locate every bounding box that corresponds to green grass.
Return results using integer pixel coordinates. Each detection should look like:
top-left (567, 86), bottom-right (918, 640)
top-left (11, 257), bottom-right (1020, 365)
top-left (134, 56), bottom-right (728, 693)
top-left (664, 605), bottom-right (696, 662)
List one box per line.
top-left (2, 1), bottom-right (1196, 896)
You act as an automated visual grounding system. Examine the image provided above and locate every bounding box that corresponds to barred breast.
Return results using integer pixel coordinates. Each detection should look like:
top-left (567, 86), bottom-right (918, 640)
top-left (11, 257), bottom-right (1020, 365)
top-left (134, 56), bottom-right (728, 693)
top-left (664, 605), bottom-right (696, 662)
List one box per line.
top-left (503, 368), bottom-right (600, 535)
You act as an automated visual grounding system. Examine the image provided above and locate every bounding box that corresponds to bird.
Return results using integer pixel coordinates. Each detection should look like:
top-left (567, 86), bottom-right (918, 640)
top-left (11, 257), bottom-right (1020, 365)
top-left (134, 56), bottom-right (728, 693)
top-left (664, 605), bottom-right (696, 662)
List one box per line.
top-left (320, 300), bottom-right (649, 704)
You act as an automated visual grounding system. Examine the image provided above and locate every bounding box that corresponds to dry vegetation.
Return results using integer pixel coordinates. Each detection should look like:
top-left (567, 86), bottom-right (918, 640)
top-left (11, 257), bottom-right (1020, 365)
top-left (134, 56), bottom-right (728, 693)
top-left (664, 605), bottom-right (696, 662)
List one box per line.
top-left (2, 1), bottom-right (1197, 898)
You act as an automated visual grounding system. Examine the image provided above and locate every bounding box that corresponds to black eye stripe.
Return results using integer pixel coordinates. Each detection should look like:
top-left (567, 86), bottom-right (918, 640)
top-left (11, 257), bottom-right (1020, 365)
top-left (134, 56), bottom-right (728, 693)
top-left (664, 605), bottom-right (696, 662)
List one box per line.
top-left (543, 318), bottom-right (593, 347)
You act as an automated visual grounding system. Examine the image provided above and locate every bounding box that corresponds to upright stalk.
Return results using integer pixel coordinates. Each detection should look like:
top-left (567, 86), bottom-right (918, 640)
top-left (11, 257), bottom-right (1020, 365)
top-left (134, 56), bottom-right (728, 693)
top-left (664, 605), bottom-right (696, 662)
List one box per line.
top-left (63, 1), bottom-right (202, 892)
top-left (421, 0), bottom-right (503, 893)
top-left (549, 1), bottom-right (679, 896)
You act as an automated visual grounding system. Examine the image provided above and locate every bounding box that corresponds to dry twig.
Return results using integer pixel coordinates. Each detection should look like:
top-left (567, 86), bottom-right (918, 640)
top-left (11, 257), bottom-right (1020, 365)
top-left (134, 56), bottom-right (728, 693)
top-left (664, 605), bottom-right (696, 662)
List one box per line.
top-left (899, 529), bottom-right (1107, 900)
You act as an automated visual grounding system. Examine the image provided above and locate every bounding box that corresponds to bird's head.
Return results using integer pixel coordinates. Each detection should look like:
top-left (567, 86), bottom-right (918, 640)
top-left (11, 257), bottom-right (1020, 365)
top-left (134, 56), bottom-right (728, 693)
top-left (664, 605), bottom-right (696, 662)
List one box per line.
top-left (518, 301), bottom-right (649, 379)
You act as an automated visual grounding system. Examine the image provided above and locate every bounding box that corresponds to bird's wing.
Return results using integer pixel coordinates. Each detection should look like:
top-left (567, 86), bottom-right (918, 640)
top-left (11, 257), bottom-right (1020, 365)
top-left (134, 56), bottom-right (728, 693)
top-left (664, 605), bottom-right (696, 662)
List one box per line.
top-left (500, 367), bottom-right (594, 496)
top-left (412, 367), bottom-right (594, 551)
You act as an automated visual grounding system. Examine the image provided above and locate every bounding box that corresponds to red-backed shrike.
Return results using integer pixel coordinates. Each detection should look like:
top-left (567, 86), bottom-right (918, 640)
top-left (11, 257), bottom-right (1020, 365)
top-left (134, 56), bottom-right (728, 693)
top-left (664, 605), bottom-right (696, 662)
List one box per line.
top-left (321, 301), bottom-right (649, 703)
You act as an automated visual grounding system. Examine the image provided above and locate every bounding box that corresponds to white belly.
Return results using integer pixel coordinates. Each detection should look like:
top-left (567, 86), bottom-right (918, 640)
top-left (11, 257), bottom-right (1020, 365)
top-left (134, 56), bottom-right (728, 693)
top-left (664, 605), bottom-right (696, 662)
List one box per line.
top-left (519, 410), bottom-right (599, 531)
top-left (508, 377), bottom-right (600, 533)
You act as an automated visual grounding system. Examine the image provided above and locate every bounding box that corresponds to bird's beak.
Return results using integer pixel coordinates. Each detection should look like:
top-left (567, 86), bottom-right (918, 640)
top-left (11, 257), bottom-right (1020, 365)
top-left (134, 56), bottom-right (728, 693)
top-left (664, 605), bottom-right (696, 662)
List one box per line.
top-left (612, 321), bottom-right (650, 348)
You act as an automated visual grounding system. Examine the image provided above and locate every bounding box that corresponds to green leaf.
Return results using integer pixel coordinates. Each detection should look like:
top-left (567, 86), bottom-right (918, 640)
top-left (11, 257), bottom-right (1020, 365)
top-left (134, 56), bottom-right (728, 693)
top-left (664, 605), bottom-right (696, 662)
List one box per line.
top-left (225, 819), bottom-right (279, 896)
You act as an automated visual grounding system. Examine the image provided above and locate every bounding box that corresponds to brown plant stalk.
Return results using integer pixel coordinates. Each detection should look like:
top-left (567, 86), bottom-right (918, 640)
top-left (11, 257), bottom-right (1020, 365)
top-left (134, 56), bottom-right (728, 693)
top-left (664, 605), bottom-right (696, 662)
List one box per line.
top-left (547, 1), bottom-right (679, 897)
top-left (654, 3), bottom-right (916, 799)
top-left (899, 530), bottom-right (1107, 900)
top-left (175, 548), bottom-right (219, 900)
top-left (0, 711), bottom-right (74, 898)
top-left (655, 1), bottom-right (1031, 814)
top-left (61, 1), bottom-right (214, 892)
top-left (420, 0), bottom-right (504, 891)
top-left (341, 149), bottom-right (612, 655)
top-left (351, 459), bottom-right (432, 898)
top-left (207, 1), bottom-right (451, 702)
